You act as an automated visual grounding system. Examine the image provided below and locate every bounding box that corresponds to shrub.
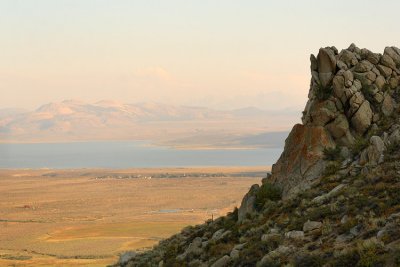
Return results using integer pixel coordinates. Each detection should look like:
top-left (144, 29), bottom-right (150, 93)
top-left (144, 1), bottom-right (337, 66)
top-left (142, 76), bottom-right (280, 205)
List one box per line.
top-left (382, 83), bottom-right (391, 92)
top-left (294, 254), bottom-right (324, 267)
top-left (262, 200), bottom-right (279, 217)
top-left (357, 239), bottom-right (385, 267)
top-left (385, 141), bottom-right (400, 156)
top-left (323, 146), bottom-right (343, 161)
top-left (207, 242), bottom-right (233, 258)
top-left (332, 249), bottom-right (360, 267)
top-left (394, 250), bottom-right (400, 266)
top-left (227, 207), bottom-right (239, 221)
top-left (238, 240), bottom-right (270, 266)
top-left (338, 217), bottom-right (358, 234)
top-left (258, 258), bottom-right (281, 267)
top-left (351, 136), bottom-right (369, 155)
top-left (315, 82), bottom-right (333, 100)
top-left (254, 183), bottom-right (282, 211)
top-left (361, 85), bottom-right (376, 104)
top-left (321, 220), bottom-right (333, 236)
top-left (378, 113), bottom-right (397, 132)
top-left (324, 162), bottom-right (340, 176)
top-left (265, 235), bottom-right (282, 251)
top-left (308, 206), bottom-right (332, 221)
top-left (287, 216), bottom-right (307, 231)
top-left (163, 243), bottom-right (182, 266)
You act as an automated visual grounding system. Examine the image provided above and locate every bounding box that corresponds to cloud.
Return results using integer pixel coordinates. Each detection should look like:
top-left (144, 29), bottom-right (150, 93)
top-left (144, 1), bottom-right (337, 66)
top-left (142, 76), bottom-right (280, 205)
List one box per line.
top-left (133, 66), bottom-right (173, 82)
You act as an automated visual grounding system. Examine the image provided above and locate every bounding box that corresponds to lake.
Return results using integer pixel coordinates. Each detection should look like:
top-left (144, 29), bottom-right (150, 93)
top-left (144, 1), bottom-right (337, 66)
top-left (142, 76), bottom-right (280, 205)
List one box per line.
top-left (0, 141), bottom-right (283, 169)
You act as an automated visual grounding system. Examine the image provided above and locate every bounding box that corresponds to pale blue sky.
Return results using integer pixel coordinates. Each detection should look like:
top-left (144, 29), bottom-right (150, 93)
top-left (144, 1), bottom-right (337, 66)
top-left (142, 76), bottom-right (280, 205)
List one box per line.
top-left (1, 0), bottom-right (400, 110)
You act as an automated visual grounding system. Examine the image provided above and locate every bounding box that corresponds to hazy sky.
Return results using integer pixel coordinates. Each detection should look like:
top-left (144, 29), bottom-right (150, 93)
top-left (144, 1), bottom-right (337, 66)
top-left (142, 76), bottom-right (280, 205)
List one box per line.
top-left (1, 0), bottom-right (400, 110)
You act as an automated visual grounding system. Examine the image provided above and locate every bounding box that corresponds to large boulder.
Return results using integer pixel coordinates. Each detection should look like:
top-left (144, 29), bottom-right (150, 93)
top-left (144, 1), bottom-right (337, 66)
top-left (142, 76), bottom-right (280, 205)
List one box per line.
top-left (354, 60), bottom-right (373, 72)
top-left (384, 47), bottom-right (400, 66)
top-left (176, 237), bottom-right (203, 261)
top-left (260, 246), bottom-right (295, 265)
top-left (211, 255), bottom-right (231, 267)
top-left (375, 75), bottom-right (386, 90)
top-left (380, 54), bottom-right (397, 70)
top-left (351, 101), bottom-right (373, 134)
top-left (382, 94), bottom-right (394, 116)
top-left (361, 48), bottom-right (380, 64)
top-left (339, 49), bottom-right (358, 67)
top-left (326, 114), bottom-right (349, 139)
top-left (238, 184), bottom-right (259, 222)
top-left (118, 251), bottom-right (137, 266)
top-left (343, 70), bottom-right (354, 87)
top-left (317, 48), bottom-right (337, 87)
top-left (326, 114), bottom-right (354, 146)
top-left (333, 75), bottom-right (346, 101)
top-left (309, 100), bottom-right (337, 126)
top-left (271, 124), bottom-right (335, 197)
top-left (367, 136), bottom-right (385, 166)
top-left (303, 220), bottom-right (322, 232)
top-left (348, 92), bottom-right (365, 117)
top-left (377, 64), bottom-right (393, 78)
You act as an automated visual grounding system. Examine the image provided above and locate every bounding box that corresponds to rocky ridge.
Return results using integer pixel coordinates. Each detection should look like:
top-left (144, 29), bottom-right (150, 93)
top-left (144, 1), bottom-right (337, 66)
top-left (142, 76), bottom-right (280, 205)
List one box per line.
top-left (114, 45), bottom-right (400, 266)
top-left (272, 44), bottom-right (400, 198)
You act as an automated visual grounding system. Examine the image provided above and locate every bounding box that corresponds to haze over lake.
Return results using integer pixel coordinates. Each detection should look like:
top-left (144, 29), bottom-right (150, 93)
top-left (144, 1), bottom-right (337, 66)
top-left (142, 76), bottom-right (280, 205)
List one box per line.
top-left (0, 141), bottom-right (283, 169)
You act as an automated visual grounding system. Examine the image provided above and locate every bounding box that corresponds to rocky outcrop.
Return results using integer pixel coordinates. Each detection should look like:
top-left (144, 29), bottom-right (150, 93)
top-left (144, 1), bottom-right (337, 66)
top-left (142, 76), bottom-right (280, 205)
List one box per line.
top-left (271, 44), bottom-right (400, 198)
top-left (118, 252), bottom-right (137, 266)
top-left (317, 48), bottom-right (337, 87)
top-left (271, 124), bottom-right (334, 196)
top-left (175, 237), bottom-right (203, 261)
top-left (114, 45), bottom-right (400, 267)
top-left (237, 184), bottom-right (259, 222)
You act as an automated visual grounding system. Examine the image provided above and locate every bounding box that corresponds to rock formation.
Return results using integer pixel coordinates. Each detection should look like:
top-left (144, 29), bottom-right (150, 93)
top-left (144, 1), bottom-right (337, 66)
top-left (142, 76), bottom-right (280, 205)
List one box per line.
top-left (114, 45), bottom-right (400, 267)
top-left (271, 44), bottom-right (400, 198)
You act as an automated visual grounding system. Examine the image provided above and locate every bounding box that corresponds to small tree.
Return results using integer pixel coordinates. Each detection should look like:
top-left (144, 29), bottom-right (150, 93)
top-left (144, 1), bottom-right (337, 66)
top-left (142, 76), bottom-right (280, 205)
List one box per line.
top-left (315, 81), bottom-right (333, 100)
top-left (254, 183), bottom-right (282, 211)
top-left (323, 146), bottom-right (342, 161)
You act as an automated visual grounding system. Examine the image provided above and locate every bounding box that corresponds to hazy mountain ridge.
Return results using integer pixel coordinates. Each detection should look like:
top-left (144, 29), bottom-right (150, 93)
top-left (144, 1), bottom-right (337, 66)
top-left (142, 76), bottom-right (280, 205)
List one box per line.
top-left (0, 100), bottom-right (295, 146)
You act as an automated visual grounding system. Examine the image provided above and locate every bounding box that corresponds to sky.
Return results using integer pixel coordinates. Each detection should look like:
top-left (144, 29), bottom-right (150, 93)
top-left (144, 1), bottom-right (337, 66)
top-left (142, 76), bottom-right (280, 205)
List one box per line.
top-left (1, 0), bottom-right (400, 111)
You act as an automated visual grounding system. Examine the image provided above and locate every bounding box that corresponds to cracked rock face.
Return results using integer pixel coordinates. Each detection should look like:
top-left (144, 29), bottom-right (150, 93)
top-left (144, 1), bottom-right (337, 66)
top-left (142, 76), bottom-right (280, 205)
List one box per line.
top-left (271, 124), bottom-right (334, 197)
top-left (271, 44), bottom-right (400, 198)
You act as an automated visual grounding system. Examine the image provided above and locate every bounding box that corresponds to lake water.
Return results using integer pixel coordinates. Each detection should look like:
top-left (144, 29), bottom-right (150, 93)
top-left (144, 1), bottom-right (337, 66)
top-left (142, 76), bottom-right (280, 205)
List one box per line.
top-left (0, 141), bottom-right (283, 169)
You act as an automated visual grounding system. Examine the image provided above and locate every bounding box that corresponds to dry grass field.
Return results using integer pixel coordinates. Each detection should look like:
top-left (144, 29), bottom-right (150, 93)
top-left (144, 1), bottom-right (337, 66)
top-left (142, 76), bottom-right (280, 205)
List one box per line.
top-left (0, 167), bottom-right (267, 266)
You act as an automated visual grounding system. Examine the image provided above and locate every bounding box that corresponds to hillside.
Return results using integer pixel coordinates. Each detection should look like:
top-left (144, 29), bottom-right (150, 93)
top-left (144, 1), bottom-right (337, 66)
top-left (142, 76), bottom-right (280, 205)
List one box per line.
top-left (0, 101), bottom-right (293, 148)
top-left (115, 44), bottom-right (400, 266)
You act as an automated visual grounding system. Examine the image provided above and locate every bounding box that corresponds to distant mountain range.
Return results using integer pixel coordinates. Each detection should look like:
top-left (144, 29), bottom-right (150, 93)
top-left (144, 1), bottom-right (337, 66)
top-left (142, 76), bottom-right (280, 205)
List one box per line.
top-left (0, 100), bottom-right (296, 148)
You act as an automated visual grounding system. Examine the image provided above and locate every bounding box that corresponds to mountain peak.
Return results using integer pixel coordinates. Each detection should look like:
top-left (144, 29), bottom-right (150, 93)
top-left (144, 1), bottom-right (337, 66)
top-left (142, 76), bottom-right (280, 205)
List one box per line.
top-left (62, 99), bottom-right (85, 105)
top-left (95, 99), bottom-right (125, 108)
top-left (36, 102), bottom-right (75, 115)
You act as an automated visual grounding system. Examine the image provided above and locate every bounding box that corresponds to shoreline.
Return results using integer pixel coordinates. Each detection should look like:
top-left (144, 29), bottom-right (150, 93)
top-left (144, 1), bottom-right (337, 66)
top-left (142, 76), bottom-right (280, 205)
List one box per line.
top-left (0, 166), bottom-right (271, 173)
top-left (0, 139), bottom-right (276, 151)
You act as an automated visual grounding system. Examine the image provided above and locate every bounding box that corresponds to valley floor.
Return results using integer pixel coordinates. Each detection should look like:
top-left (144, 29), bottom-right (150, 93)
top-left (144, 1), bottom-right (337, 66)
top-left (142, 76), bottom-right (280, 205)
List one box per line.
top-left (0, 167), bottom-right (266, 266)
